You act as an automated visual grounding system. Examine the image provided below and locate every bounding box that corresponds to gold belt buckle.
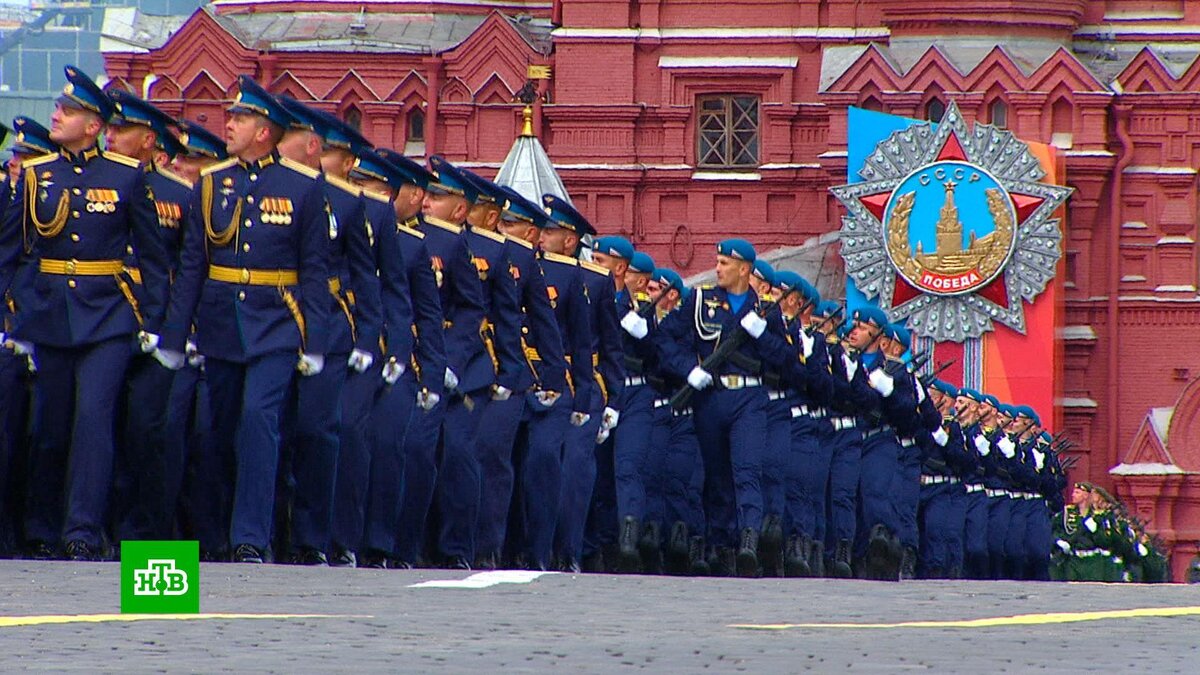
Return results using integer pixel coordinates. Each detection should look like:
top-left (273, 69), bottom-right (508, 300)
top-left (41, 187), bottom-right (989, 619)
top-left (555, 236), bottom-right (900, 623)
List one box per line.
top-left (240, 268), bottom-right (251, 284)
top-left (726, 374), bottom-right (742, 389)
top-left (65, 259), bottom-right (77, 275)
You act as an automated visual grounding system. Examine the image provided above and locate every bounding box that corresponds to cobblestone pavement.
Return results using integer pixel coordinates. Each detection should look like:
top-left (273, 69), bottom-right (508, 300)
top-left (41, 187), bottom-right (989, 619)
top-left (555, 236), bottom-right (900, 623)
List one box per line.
top-left (1, 561), bottom-right (1198, 672)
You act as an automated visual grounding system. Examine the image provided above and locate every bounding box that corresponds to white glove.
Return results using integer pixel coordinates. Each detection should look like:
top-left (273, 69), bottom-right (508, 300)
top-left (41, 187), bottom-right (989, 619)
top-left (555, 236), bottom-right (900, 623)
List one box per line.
top-left (798, 330), bottom-right (815, 360)
top-left (348, 348), bottom-right (374, 373)
top-left (595, 427), bottom-right (611, 444)
top-left (914, 378), bottom-right (927, 404)
top-left (152, 348), bottom-right (185, 371)
top-left (740, 312), bottom-right (767, 339)
top-left (534, 390), bottom-right (561, 409)
top-left (297, 353), bottom-right (325, 377)
top-left (841, 353), bottom-right (859, 382)
top-left (382, 358), bottom-right (406, 385)
top-left (492, 384), bottom-right (513, 401)
top-left (868, 368), bottom-right (895, 397)
top-left (24, 354), bottom-right (36, 373)
top-left (620, 311), bottom-right (649, 340)
top-left (444, 367), bottom-right (459, 391)
top-left (570, 411), bottom-right (591, 427)
top-left (932, 427), bottom-right (949, 447)
top-left (1137, 543), bottom-right (1149, 557)
top-left (997, 436), bottom-right (1016, 458)
top-left (6, 338), bottom-right (34, 356)
top-left (601, 406), bottom-right (620, 431)
top-left (1083, 517), bottom-right (1097, 533)
top-left (137, 330), bottom-right (160, 354)
top-left (1056, 539), bottom-right (1071, 554)
top-left (974, 435), bottom-right (991, 456)
top-left (1032, 448), bottom-right (1046, 471)
top-left (185, 339), bottom-right (204, 368)
top-left (416, 389), bottom-right (441, 411)
top-left (687, 366), bottom-right (714, 391)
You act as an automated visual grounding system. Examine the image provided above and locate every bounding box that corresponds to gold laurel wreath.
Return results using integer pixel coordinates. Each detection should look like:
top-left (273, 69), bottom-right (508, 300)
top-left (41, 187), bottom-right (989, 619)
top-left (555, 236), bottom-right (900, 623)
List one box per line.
top-left (885, 191), bottom-right (923, 280)
top-left (885, 187), bottom-right (1015, 284)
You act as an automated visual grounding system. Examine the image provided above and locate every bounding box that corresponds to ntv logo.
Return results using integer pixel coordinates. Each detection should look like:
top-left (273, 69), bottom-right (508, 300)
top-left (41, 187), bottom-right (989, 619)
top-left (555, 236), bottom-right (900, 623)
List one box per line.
top-left (133, 559), bottom-right (189, 596)
top-left (121, 541), bottom-right (200, 613)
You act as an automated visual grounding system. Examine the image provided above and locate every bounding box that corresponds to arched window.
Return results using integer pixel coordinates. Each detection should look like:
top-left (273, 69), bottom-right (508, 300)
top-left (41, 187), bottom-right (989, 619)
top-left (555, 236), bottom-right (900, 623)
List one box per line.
top-left (988, 100), bottom-right (1008, 129)
top-left (408, 108), bottom-right (425, 142)
top-left (925, 98), bottom-right (946, 123)
top-left (343, 106), bottom-right (362, 131)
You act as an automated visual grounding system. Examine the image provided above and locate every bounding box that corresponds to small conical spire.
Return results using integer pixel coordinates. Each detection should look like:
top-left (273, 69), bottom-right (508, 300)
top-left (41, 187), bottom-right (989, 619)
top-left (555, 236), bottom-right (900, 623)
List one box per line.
top-left (520, 105), bottom-right (535, 138)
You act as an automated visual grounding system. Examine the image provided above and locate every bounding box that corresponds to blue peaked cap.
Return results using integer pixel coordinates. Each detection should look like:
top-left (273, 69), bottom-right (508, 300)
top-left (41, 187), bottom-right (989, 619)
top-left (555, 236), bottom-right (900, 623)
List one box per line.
top-left (58, 65), bottom-right (114, 121)
top-left (228, 75), bottom-right (294, 128)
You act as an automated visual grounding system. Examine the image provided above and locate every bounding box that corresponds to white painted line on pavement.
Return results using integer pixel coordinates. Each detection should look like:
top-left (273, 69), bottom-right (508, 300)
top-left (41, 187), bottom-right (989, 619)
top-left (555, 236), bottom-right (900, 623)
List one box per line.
top-left (408, 571), bottom-right (555, 589)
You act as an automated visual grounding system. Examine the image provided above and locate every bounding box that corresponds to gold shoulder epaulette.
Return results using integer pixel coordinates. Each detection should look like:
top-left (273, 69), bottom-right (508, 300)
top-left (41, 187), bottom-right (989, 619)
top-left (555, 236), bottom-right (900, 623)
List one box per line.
top-left (580, 260), bottom-right (608, 275)
top-left (424, 216), bottom-right (463, 234)
top-left (699, 283), bottom-right (716, 290)
top-left (544, 251), bottom-right (578, 266)
top-left (361, 189), bottom-right (390, 204)
top-left (470, 226), bottom-right (507, 244)
top-left (324, 174), bottom-right (361, 196)
top-left (398, 224), bottom-right (425, 239)
top-left (156, 166), bottom-right (193, 190)
top-left (505, 234), bottom-right (533, 249)
top-left (280, 156), bottom-right (321, 179)
top-left (20, 153), bottom-right (58, 169)
top-left (103, 151), bottom-right (142, 169)
top-left (200, 158), bottom-right (238, 177)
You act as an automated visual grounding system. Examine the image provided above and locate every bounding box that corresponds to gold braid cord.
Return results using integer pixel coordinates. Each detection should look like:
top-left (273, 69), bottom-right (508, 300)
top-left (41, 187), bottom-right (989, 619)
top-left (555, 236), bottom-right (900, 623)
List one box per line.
top-left (279, 287), bottom-right (307, 349)
top-left (25, 166), bottom-right (69, 239)
top-left (202, 173), bottom-right (241, 247)
top-left (885, 191), bottom-right (922, 281)
top-left (113, 273), bottom-right (144, 327)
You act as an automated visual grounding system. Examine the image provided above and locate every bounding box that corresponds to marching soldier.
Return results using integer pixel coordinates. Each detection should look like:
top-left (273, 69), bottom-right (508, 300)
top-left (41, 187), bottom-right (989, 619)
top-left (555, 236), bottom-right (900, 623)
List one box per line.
top-left (658, 239), bottom-right (792, 577)
top-left (0, 66), bottom-right (171, 560)
top-left (171, 120), bottom-right (228, 183)
top-left (155, 76), bottom-right (331, 563)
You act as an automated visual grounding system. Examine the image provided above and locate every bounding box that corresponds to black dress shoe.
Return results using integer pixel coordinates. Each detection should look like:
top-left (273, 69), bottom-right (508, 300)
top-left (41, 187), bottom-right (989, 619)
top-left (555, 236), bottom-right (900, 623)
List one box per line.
top-left (359, 551), bottom-right (387, 569)
top-left (448, 555), bottom-right (471, 570)
top-left (473, 552), bottom-right (497, 571)
top-left (388, 558), bottom-right (413, 570)
top-left (581, 551), bottom-right (605, 573)
top-left (293, 548), bottom-right (329, 566)
top-left (557, 556), bottom-right (582, 574)
top-left (736, 527), bottom-right (759, 578)
top-left (65, 540), bottom-right (95, 562)
top-left (330, 547), bottom-right (356, 567)
top-left (28, 541), bottom-right (56, 561)
top-left (233, 543), bottom-right (264, 564)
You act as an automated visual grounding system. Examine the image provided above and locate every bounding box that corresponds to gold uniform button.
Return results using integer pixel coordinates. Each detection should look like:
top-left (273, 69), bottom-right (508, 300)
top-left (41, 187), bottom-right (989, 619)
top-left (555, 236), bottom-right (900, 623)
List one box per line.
top-left (73, 167), bottom-right (82, 174)
top-left (72, 188), bottom-right (81, 195)
top-left (246, 195), bottom-right (254, 204)
top-left (250, 174), bottom-right (258, 182)
top-left (72, 210), bottom-right (80, 218)
top-left (70, 233), bottom-right (80, 242)
top-left (68, 279), bottom-right (77, 288)
top-left (240, 269), bottom-right (250, 284)
top-left (242, 242), bottom-right (251, 252)
top-left (238, 291), bottom-right (246, 301)
top-left (244, 219), bottom-right (252, 227)
top-left (126, 245), bottom-right (134, 255)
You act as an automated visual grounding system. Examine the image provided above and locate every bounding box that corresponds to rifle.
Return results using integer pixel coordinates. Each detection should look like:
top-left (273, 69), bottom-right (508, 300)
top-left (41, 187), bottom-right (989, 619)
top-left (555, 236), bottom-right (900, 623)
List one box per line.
top-left (804, 306), bottom-right (844, 337)
top-left (668, 288), bottom-right (809, 412)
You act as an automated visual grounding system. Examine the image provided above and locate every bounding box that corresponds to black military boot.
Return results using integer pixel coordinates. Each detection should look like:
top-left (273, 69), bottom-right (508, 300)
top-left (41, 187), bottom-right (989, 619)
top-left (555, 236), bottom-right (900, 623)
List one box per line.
top-left (665, 521), bottom-right (690, 575)
top-left (899, 546), bottom-right (917, 581)
top-left (783, 536), bottom-right (811, 577)
top-left (581, 550), bottom-right (605, 573)
top-left (617, 516), bottom-right (641, 573)
top-left (758, 516), bottom-right (783, 577)
top-left (865, 524), bottom-right (892, 580)
top-left (639, 521), bottom-right (663, 574)
top-left (808, 539), bottom-right (825, 578)
top-left (832, 538), bottom-right (853, 578)
top-left (688, 536), bottom-right (710, 576)
top-left (711, 546), bottom-right (737, 577)
top-left (736, 527), bottom-right (760, 578)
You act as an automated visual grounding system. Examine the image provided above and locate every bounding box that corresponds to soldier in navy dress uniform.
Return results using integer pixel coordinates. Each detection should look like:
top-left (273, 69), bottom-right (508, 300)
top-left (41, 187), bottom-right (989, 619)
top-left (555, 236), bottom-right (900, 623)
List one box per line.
top-left (155, 76), bottom-right (331, 564)
top-left (353, 148), bottom-right (446, 568)
top-left (171, 120), bottom-right (228, 184)
top-left (0, 66), bottom-right (171, 560)
top-left (273, 97), bottom-right (382, 565)
top-left (102, 89), bottom-right (196, 542)
top-left (657, 239), bottom-right (793, 577)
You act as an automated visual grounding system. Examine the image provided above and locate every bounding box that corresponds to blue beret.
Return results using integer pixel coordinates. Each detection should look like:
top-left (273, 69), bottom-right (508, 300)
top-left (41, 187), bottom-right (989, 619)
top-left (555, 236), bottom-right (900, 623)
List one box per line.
top-left (752, 259), bottom-right (776, 286)
top-left (837, 319), bottom-right (853, 339)
top-left (629, 251), bottom-right (655, 275)
top-left (652, 267), bottom-right (683, 291)
top-left (11, 116), bottom-right (57, 156)
top-left (593, 236), bottom-right (633, 260)
top-left (542, 194), bottom-right (595, 236)
top-left (176, 120), bottom-right (227, 160)
top-left (717, 238), bottom-right (756, 263)
top-left (797, 278), bottom-right (821, 305)
top-left (108, 90), bottom-right (174, 135)
top-left (228, 75), bottom-right (293, 129)
top-left (815, 300), bottom-right (841, 319)
top-left (426, 155), bottom-right (478, 203)
top-left (959, 388), bottom-right (982, 402)
top-left (57, 65), bottom-right (114, 121)
top-left (931, 380), bottom-right (958, 398)
top-left (851, 304), bottom-right (889, 329)
top-left (496, 185), bottom-right (549, 227)
top-left (1040, 431), bottom-right (1053, 443)
top-left (1016, 405), bottom-right (1041, 426)
top-left (998, 403), bottom-right (1019, 418)
top-left (884, 322), bottom-right (911, 350)
top-left (773, 270), bottom-right (802, 292)
top-left (982, 394), bottom-right (1001, 409)
top-left (374, 148), bottom-right (435, 190)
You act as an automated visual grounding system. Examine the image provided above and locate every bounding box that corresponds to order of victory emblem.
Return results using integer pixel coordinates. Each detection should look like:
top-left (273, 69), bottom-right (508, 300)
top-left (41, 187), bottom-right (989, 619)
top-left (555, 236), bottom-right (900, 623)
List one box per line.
top-left (832, 102), bottom-right (1073, 341)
